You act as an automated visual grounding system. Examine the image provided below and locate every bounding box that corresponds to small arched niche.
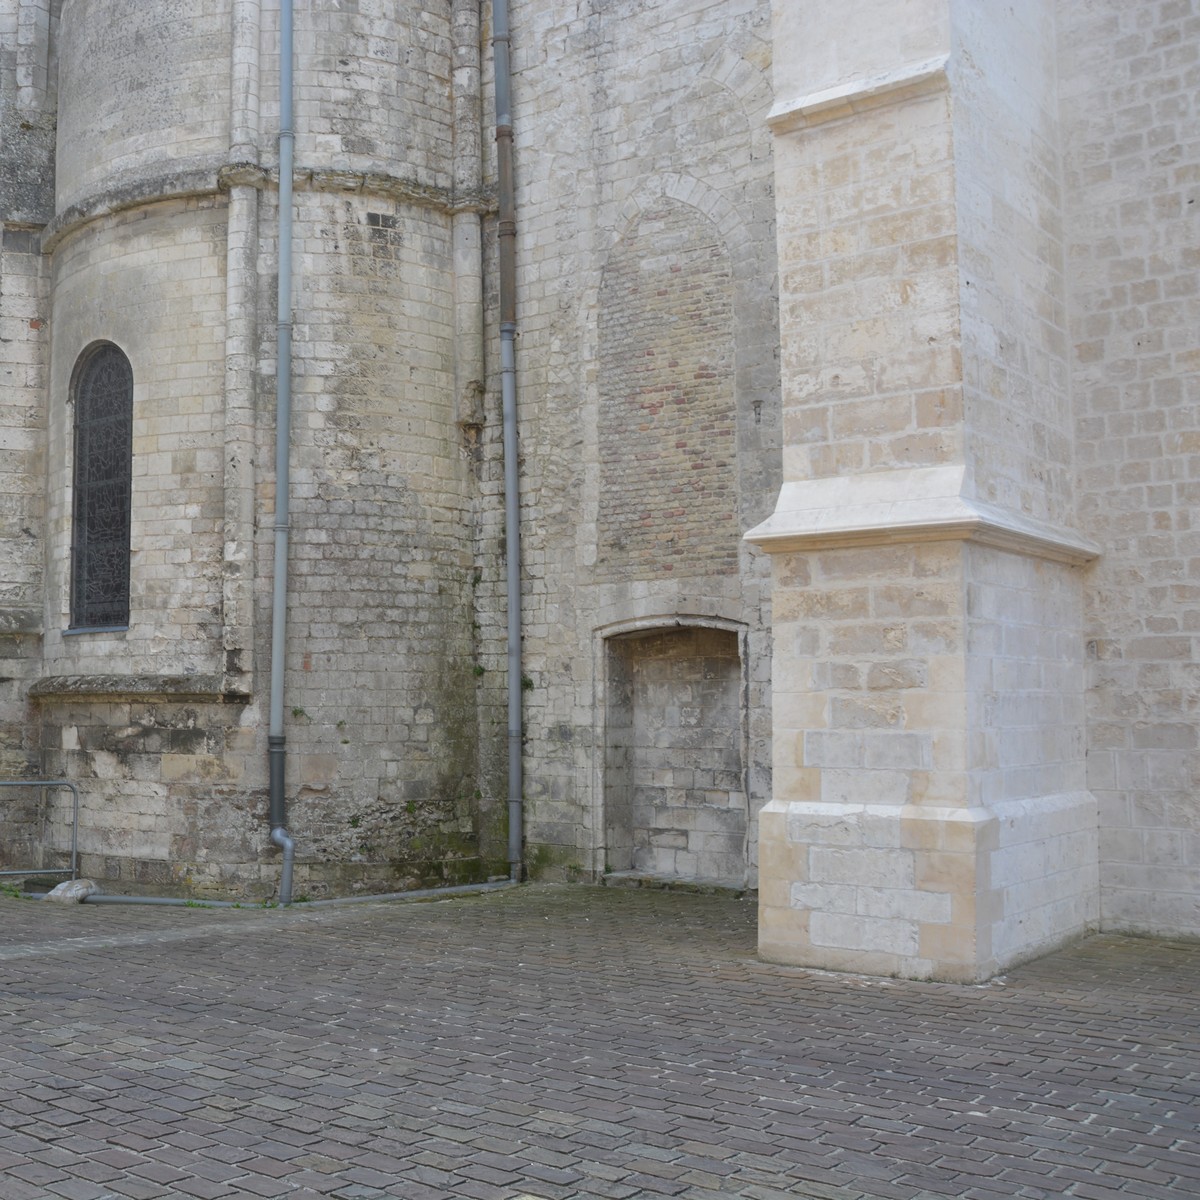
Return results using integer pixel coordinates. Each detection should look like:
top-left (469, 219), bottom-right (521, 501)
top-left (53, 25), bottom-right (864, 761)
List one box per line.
top-left (604, 624), bottom-right (746, 887)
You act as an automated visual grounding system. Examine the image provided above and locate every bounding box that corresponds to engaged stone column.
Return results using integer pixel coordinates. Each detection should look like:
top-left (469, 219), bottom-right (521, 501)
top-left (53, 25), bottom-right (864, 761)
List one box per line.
top-left (752, 0), bottom-right (1100, 981)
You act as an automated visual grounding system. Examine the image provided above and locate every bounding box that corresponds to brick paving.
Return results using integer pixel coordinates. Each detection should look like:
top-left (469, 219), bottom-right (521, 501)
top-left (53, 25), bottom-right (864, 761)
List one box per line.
top-left (0, 885), bottom-right (1196, 1200)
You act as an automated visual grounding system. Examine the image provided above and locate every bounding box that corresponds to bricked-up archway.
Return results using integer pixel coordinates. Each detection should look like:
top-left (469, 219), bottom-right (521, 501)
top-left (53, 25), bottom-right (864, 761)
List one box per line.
top-left (604, 626), bottom-right (746, 886)
top-left (596, 201), bottom-right (738, 582)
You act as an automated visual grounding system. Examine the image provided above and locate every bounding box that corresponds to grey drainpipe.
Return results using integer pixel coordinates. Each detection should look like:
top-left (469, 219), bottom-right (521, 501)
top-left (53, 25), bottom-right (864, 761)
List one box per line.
top-left (267, 0), bottom-right (296, 904)
top-left (493, 0), bottom-right (523, 882)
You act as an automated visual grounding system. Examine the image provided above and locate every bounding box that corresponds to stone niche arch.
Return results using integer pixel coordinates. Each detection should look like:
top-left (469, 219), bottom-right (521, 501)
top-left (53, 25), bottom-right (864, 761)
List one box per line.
top-left (602, 619), bottom-right (748, 887)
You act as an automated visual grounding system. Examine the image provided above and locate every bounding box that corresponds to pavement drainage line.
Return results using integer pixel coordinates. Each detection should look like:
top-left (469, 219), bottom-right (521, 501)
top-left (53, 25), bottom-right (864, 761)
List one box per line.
top-left (0, 881), bottom-right (519, 960)
top-left (0, 917), bottom-right (301, 960)
top-left (76, 878), bottom-right (517, 909)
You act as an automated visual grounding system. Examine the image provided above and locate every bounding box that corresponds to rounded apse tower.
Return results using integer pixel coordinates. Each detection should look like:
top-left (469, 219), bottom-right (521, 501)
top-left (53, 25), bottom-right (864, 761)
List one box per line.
top-left (37, 0), bottom-right (500, 897)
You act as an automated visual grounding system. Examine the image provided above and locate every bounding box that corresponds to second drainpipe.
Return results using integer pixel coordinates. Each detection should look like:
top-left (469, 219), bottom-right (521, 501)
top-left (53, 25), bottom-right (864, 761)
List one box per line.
top-left (493, 0), bottom-right (523, 881)
top-left (267, 0), bottom-right (296, 903)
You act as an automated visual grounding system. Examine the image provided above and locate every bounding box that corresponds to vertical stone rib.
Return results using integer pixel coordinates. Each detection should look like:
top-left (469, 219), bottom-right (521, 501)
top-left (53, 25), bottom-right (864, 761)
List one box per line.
top-left (16, 0), bottom-right (53, 112)
top-left (222, 0), bottom-right (262, 695)
top-left (451, 0), bottom-right (484, 428)
top-left (230, 0), bottom-right (261, 162)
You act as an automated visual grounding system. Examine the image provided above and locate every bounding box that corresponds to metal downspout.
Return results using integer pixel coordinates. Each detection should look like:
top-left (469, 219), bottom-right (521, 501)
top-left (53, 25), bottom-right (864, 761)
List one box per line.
top-left (493, 0), bottom-right (523, 882)
top-left (267, 0), bottom-right (295, 903)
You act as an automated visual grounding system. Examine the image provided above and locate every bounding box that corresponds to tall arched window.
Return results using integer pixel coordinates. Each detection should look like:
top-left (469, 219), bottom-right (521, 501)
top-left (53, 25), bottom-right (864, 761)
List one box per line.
top-left (70, 343), bottom-right (133, 629)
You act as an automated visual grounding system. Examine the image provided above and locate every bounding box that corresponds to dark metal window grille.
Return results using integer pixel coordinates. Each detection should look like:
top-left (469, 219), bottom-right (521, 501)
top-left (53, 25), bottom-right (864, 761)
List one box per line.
top-left (71, 344), bottom-right (133, 628)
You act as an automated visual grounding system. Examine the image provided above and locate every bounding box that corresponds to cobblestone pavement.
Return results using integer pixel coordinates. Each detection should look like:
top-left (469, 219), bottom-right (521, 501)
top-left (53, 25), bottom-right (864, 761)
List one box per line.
top-left (0, 885), bottom-right (1196, 1200)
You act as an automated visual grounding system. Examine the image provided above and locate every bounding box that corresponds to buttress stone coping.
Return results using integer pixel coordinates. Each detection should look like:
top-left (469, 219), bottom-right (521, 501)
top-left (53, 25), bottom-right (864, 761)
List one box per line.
top-left (767, 54), bottom-right (950, 132)
top-left (745, 465), bottom-right (1101, 565)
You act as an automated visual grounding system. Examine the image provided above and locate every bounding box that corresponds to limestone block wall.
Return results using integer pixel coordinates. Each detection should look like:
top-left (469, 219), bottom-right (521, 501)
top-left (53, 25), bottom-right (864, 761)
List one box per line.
top-left (0, 1), bottom-right (56, 855)
top-left (965, 548), bottom-right (1088, 809)
top-left (771, 0), bottom-right (949, 103)
top-left (0, 226), bottom-right (46, 781)
top-left (263, 188), bottom-right (498, 891)
top-left (0, 229), bottom-right (46, 625)
top-left (0, 326), bottom-right (43, 858)
top-left (0, 0), bottom-right (58, 222)
top-left (771, 85), bottom-right (960, 482)
top-left (288, 2), bottom-right (452, 188)
top-left (3, 0), bottom-right (506, 897)
top-left (761, 788), bottom-right (1094, 980)
top-left (953, 1), bottom-right (1074, 528)
top-left (20, 0), bottom-right (256, 892)
top-left (500, 0), bottom-right (781, 881)
top-left (758, 540), bottom-right (1098, 980)
top-left (249, 1), bottom-right (496, 890)
top-left (988, 793), bottom-right (1098, 968)
top-left (43, 199), bottom-right (229, 677)
top-left (35, 684), bottom-right (260, 892)
top-left (605, 627), bottom-right (745, 884)
top-left (1062, 0), bottom-right (1200, 935)
top-left (759, 799), bottom-right (994, 979)
top-left (772, 542), bottom-right (965, 813)
top-left (755, 0), bottom-right (1102, 980)
top-left (964, 545), bottom-right (1098, 961)
top-left (757, 539), bottom-right (987, 977)
top-left (33, 197), bottom-right (240, 889)
top-left (55, 0), bottom-right (232, 213)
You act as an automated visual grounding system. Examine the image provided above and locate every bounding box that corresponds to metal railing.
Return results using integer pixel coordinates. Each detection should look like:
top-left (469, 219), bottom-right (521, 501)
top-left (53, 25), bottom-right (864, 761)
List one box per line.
top-left (0, 780), bottom-right (79, 881)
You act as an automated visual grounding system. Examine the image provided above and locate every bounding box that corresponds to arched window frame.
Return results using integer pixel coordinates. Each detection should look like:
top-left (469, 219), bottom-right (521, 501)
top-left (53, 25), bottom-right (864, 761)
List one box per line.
top-left (69, 342), bottom-right (133, 630)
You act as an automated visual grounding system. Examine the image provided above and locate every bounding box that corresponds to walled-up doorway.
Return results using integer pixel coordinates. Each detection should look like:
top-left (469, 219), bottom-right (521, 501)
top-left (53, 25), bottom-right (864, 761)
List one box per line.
top-left (604, 626), bottom-right (746, 887)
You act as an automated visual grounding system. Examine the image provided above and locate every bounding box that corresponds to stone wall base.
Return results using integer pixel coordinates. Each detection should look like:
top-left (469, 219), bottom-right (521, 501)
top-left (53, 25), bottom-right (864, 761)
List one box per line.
top-left (759, 792), bottom-right (1099, 981)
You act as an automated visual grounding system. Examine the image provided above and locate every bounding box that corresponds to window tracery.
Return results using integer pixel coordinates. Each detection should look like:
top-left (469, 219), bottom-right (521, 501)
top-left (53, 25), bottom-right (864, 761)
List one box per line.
top-left (70, 344), bottom-right (133, 629)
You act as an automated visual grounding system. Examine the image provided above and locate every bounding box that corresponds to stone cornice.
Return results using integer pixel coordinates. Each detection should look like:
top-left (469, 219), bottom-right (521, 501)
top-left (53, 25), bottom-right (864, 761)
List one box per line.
top-left (218, 163), bottom-right (496, 216)
top-left (767, 54), bottom-right (950, 133)
top-left (40, 165), bottom-right (497, 252)
top-left (745, 465), bottom-right (1100, 566)
top-left (40, 169), bottom-right (221, 252)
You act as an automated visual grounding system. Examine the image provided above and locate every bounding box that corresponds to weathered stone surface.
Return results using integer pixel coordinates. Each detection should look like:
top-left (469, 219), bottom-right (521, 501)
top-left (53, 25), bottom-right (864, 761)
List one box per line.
top-left (28, 675), bottom-right (229, 700)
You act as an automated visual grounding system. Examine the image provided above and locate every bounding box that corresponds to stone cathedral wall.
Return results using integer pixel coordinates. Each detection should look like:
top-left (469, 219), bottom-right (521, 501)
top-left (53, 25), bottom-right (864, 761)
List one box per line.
top-left (500, 0), bottom-right (781, 883)
top-left (2, 0), bottom-right (505, 896)
top-left (55, 0), bottom-right (232, 214)
top-left (1062, 0), bottom-right (1200, 937)
top-left (756, 0), bottom-right (1101, 981)
top-left (0, 0), bottom-right (1193, 948)
top-left (1, 0), bottom-right (62, 861)
top-left (268, 186), bottom-right (496, 894)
